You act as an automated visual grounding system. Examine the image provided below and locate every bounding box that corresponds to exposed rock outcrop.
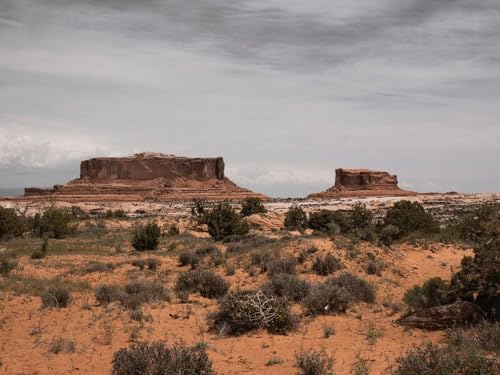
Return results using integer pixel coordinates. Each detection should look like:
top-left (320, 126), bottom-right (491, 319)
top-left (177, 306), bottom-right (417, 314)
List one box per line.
top-left (308, 168), bottom-right (415, 198)
top-left (24, 153), bottom-right (266, 202)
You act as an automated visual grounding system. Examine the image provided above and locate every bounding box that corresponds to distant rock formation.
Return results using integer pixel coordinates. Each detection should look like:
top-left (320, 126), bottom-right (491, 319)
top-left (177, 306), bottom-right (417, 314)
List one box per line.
top-left (308, 168), bottom-right (414, 198)
top-left (24, 153), bottom-right (266, 201)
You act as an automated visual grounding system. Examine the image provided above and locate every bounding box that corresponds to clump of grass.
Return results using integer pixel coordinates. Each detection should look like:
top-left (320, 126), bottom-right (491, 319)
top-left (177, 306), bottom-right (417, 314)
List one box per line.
top-left (178, 251), bottom-right (200, 269)
top-left (95, 280), bottom-right (170, 310)
top-left (364, 322), bottom-right (384, 345)
top-left (295, 349), bottom-right (333, 375)
top-left (49, 338), bottom-right (76, 354)
top-left (303, 273), bottom-right (375, 315)
top-left (175, 270), bottom-right (229, 299)
top-left (131, 258), bottom-right (161, 271)
top-left (352, 357), bottom-right (370, 375)
top-left (111, 341), bottom-right (214, 375)
top-left (41, 286), bottom-right (71, 308)
top-left (209, 290), bottom-right (296, 336)
top-left (262, 273), bottom-right (310, 302)
top-left (267, 257), bottom-right (297, 276)
top-left (323, 323), bottom-right (335, 338)
top-left (81, 262), bottom-right (116, 274)
top-left (265, 357), bottom-right (284, 366)
top-left (312, 254), bottom-right (342, 276)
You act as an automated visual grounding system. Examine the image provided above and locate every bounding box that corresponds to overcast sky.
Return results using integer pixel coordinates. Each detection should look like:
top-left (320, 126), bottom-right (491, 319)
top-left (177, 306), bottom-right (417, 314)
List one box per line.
top-left (1, 0), bottom-right (499, 197)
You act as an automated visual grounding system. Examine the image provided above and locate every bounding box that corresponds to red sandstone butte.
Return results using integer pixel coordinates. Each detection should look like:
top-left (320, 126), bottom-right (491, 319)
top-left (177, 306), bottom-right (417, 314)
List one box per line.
top-left (23, 153), bottom-right (266, 201)
top-left (308, 168), bottom-right (415, 198)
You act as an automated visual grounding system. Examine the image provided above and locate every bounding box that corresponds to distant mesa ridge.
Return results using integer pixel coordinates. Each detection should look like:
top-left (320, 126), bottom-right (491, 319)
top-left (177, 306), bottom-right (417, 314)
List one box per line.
top-left (23, 153), bottom-right (266, 201)
top-left (308, 168), bottom-right (415, 198)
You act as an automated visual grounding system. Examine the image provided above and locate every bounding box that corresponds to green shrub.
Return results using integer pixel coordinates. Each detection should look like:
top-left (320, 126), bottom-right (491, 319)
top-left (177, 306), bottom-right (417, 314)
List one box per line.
top-left (175, 270), bottom-right (229, 299)
top-left (111, 341), bottom-right (214, 375)
top-left (240, 197), bottom-right (267, 217)
top-left (454, 203), bottom-right (498, 243)
top-left (131, 258), bottom-right (160, 271)
top-left (95, 280), bottom-right (169, 310)
top-left (351, 203), bottom-right (373, 229)
top-left (379, 224), bottom-right (400, 246)
top-left (262, 274), bottom-right (310, 302)
top-left (42, 286), bottom-right (70, 308)
top-left (82, 261), bottom-right (115, 273)
top-left (202, 202), bottom-right (249, 241)
top-left (0, 207), bottom-right (24, 239)
top-left (284, 205), bottom-right (308, 231)
top-left (308, 210), bottom-right (338, 233)
top-left (303, 273), bottom-right (375, 315)
top-left (384, 201), bottom-right (438, 237)
top-left (267, 257), bottom-right (297, 276)
top-left (195, 245), bottom-right (218, 257)
top-left (312, 254), bottom-right (342, 276)
top-left (403, 277), bottom-right (453, 309)
top-left (295, 349), bottom-right (333, 375)
top-left (30, 207), bottom-right (76, 239)
top-left (209, 290), bottom-right (296, 335)
top-left (131, 222), bottom-right (161, 251)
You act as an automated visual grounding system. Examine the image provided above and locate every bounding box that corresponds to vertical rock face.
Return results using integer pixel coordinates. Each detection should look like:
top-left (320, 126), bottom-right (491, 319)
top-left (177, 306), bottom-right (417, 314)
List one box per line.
top-left (308, 168), bottom-right (414, 198)
top-left (80, 154), bottom-right (225, 181)
top-left (24, 153), bottom-right (265, 201)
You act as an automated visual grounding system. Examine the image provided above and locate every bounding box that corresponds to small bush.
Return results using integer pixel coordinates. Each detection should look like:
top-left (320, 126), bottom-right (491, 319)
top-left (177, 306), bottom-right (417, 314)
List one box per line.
top-left (284, 205), bottom-right (308, 231)
top-left (392, 342), bottom-right (496, 375)
top-left (195, 245), bottom-right (218, 257)
top-left (403, 277), bottom-right (453, 309)
top-left (201, 202), bottom-right (249, 241)
top-left (132, 258), bottom-right (160, 271)
top-left (0, 207), bottom-right (24, 239)
top-left (446, 321), bottom-right (500, 355)
top-left (454, 203), bottom-right (498, 243)
top-left (384, 201), bottom-right (438, 237)
top-left (351, 203), bottom-right (373, 229)
top-left (250, 248), bottom-right (275, 273)
top-left (308, 210), bottom-right (338, 233)
top-left (295, 349), bottom-right (333, 375)
top-left (166, 224), bottom-right (180, 237)
top-left (178, 251), bottom-right (200, 269)
top-left (95, 284), bottom-right (122, 305)
top-left (131, 222), bottom-right (161, 251)
top-left (30, 207), bottom-right (76, 239)
top-left (312, 254), bottom-right (342, 276)
top-left (42, 286), bottom-right (70, 308)
top-left (111, 341), bottom-right (214, 375)
top-left (210, 290), bottom-right (296, 335)
top-left (121, 279), bottom-right (169, 310)
top-left (303, 274), bottom-right (375, 315)
top-left (267, 257), bottom-right (297, 276)
top-left (240, 197), bottom-right (267, 217)
top-left (262, 274), bottom-right (310, 302)
top-left (82, 262), bottom-right (115, 274)
top-left (175, 270), bottom-right (229, 299)
top-left (379, 224), bottom-right (400, 246)
top-left (49, 338), bottom-right (76, 354)
top-left (0, 258), bottom-right (17, 275)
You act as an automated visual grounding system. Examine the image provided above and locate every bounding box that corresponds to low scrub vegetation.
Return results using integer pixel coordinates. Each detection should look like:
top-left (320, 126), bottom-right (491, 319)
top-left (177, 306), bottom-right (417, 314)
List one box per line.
top-left (312, 254), bottom-right (342, 276)
top-left (295, 349), bottom-right (333, 375)
top-left (403, 277), bottom-right (454, 309)
top-left (95, 280), bottom-right (170, 310)
top-left (175, 270), bottom-right (229, 299)
top-left (0, 207), bottom-right (25, 239)
top-left (284, 205), bottom-right (308, 231)
top-left (31, 207), bottom-right (77, 239)
top-left (131, 222), bottom-right (161, 251)
top-left (178, 251), bottom-right (200, 269)
top-left (209, 290), bottom-right (296, 335)
top-left (240, 197), bottom-right (267, 217)
top-left (383, 201), bottom-right (439, 238)
top-left (199, 202), bottom-right (249, 241)
top-left (131, 258), bottom-right (160, 271)
top-left (111, 341), bottom-right (214, 375)
top-left (303, 273), bottom-right (375, 315)
top-left (41, 286), bottom-right (71, 308)
top-left (262, 273), bottom-right (310, 302)
top-left (0, 250), bottom-right (17, 275)
top-left (267, 257), bottom-right (297, 276)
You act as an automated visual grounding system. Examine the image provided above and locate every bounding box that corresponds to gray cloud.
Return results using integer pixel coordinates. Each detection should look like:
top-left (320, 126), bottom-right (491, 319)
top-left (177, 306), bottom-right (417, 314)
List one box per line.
top-left (0, 0), bottom-right (499, 196)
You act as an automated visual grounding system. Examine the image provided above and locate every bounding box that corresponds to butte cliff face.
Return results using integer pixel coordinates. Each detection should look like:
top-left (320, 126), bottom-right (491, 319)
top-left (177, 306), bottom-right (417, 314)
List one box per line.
top-left (308, 168), bottom-right (414, 198)
top-left (24, 153), bottom-right (265, 201)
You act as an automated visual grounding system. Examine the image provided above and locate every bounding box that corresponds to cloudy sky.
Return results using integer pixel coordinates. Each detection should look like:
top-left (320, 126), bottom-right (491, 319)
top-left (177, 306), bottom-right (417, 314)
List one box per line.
top-left (1, 0), bottom-right (499, 197)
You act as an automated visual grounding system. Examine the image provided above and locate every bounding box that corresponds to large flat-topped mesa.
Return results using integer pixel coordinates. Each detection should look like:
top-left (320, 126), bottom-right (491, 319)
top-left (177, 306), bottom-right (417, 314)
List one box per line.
top-left (308, 168), bottom-right (415, 198)
top-left (23, 153), bottom-right (266, 202)
top-left (80, 154), bottom-right (225, 181)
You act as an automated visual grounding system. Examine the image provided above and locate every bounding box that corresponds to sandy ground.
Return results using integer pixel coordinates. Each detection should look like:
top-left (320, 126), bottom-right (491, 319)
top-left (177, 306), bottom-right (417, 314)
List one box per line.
top-left (0, 231), bottom-right (471, 375)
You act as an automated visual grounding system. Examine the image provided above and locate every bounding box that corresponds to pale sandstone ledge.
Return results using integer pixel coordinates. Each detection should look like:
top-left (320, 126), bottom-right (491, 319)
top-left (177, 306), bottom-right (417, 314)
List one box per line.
top-left (308, 168), bottom-right (415, 198)
top-left (20, 153), bottom-right (266, 202)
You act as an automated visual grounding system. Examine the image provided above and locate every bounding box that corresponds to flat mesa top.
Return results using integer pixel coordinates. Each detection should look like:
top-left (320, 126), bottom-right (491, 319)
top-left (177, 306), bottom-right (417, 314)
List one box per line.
top-left (336, 168), bottom-right (391, 174)
top-left (85, 153), bottom-right (223, 161)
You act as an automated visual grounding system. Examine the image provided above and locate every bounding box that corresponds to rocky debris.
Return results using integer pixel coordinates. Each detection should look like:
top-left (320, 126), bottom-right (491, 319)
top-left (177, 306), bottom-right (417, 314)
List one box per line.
top-left (308, 168), bottom-right (415, 198)
top-left (395, 301), bottom-right (483, 330)
top-left (243, 212), bottom-right (284, 231)
top-left (23, 153), bottom-right (266, 202)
